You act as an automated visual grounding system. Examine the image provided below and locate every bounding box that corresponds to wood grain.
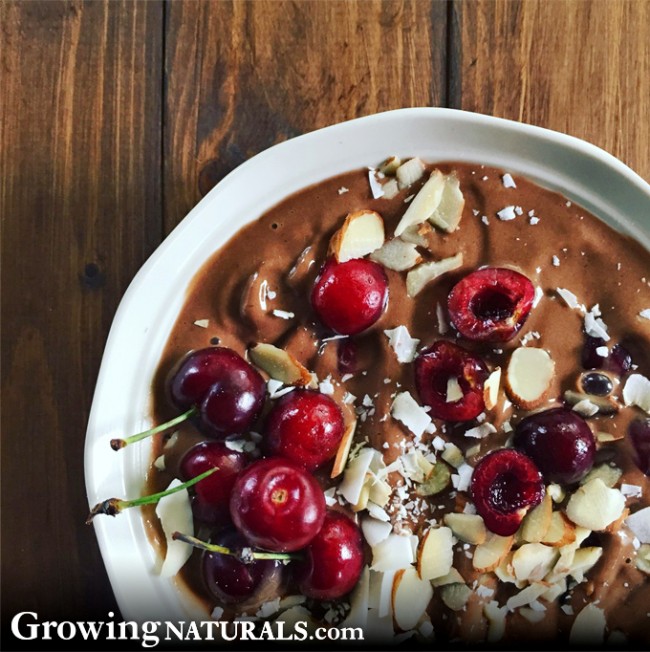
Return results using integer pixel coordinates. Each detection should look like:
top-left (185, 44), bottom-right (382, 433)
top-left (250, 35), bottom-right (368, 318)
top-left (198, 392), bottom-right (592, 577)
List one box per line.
top-left (0, 0), bottom-right (162, 630)
top-left (163, 0), bottom-right (449, 231)
top-left (460, 0), bottom-right (650, 182)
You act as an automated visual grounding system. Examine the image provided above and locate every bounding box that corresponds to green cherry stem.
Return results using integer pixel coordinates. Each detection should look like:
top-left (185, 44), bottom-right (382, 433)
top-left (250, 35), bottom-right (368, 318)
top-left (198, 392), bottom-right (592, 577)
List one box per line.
top-left (110, 406), bottom-right (198, 451)
top-left (171, 531), bottom-right (301, 564)
top-left (86, 467), bottom-right (216, 524)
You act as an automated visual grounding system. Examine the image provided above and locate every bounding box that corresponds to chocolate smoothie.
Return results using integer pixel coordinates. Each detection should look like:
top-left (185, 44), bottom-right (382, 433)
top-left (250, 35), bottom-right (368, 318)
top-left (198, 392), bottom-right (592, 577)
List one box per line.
top-left (144, 159), bottom-right (650, 647)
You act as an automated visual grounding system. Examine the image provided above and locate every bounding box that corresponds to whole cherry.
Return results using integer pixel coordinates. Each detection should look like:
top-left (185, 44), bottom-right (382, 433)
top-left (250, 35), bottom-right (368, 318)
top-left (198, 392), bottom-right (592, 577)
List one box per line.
top-left (414, 340), bottom-right (489, 421)
top-left (263, 390), bottom-right (345, 471)
top-left (179, 441), bottom-right (251, 525)
top-left (513, 408), bottom-right (595, 484)
top-left (471, 448), bottom-right (545, 536)
top-left (230, 457), bottom-right (326, 552)
top-left (311, 258), bottom-right (388, 335)
top-left (448, 267), bottom-right (535, 342)
top-left (295, 510), bottom-right (365, 600)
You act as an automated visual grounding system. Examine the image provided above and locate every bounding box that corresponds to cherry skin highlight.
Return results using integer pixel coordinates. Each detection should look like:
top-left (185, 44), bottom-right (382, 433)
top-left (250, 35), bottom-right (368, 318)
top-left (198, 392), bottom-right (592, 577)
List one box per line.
top-left (179, 441), bottom-right (251, 525)
top-left (414, 340), bottom-right (489, 421)
top-left (448, 267), bottom-right (535, 342)
top-left (296, 511), bottom-right (365, 600)
top-left (471, 448), bottom-right (545, 536)
top-left (513, 408), bottom-right (596, 484)
top-left (311, 257), bottom-right (388, 335)
top-left (230, 457), bottom-right (326, 552)
top-left (263, 390), bottom-right (345, 471)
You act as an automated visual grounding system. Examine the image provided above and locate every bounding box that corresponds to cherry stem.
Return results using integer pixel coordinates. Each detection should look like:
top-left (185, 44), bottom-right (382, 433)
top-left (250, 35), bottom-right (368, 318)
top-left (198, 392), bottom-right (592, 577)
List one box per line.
top-left (111, 406), bottom-right (197, 450)
top-left (171, 532), bottom-right (301, 564)
top-left (86, 467), bottom-right (216, 524)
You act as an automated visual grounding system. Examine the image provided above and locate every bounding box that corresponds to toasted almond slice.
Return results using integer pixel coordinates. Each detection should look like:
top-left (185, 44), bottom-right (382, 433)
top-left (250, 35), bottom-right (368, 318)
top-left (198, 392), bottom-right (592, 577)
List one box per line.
top-left (569, 604), bottom-right (607, 645)
top-left (505, 582), bottom-right (548, 611)
top-left (484, 601), bottom-right (508, 643)
top-left (579, 463), bottom-right (622, 488)
top-left (329, 210), bottom-right (385, 263)
top-left (406, 253), bottom-right (464, 298)
top-left (566, 478), bottom-right (626, 531)
top-left (484, 367), bottom-right (502, 410)
top-left (473, 533), bottom-right (514, 573)
top-left (568, 546), bottom-right (603, 582)
top-left (494, 553), bottom-right (525, 588)
top-left (370, 238), bottom-right (422, 271)
top-left (505, 347), bottom-right (555, 409)
top-left (395, 170), bottom-right (445, 236)
top-left (440, 583), bottom-right (472, 611)
top-left (443, 513), bottom-right (487, 545)
top-left (564, 390), bottom-right (620, 415)
top-left (596, 430), bottom-right (625, 442)
top-left (512, 543), bottom-right (558, 582)
top-left (417, 526), bottom-right (454, 580)
top-left (395, 157), bottom-right (425, 189)
top-left (520, 492), bottom-right (553, 543)
top-left (635, 544), bottom-right (650, 574)
top-left (542, 577), bottom-right (567, 602)
top-left (428, 173), bottom-right (464, 233)
top-left (379, 155), bottom-right (402, 176)
top-left (540, 511), bottom-right (576, 547)
top-left (431, 567), bottom-right (465, 587)
top-left (400, 221), bottom-right (433, 247)
top-left (381, 177), bottom-right (400, 200)
top-left (249, 343), bottom-right (312, 386)
top-left (330, 419), bottom-right (358, 479)
top-left (391, 567), bottom-right (434, 631)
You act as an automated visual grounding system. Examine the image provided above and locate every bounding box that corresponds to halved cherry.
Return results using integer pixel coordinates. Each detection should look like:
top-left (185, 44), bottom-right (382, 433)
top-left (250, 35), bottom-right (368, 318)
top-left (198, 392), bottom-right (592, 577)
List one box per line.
top-left (311, 257), bottom-right (388, 335)
top-left (414, 340), bottom-right (489, 421)
top-left (448, 267), bottom-right (535, 342)
top-left (471, 448), bottom-right (545, 536)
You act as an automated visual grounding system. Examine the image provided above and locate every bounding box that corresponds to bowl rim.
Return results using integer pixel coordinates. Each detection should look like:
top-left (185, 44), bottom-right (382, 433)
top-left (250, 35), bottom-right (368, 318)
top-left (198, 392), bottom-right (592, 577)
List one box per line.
top-left (84, 106), bottom-right (650, 624)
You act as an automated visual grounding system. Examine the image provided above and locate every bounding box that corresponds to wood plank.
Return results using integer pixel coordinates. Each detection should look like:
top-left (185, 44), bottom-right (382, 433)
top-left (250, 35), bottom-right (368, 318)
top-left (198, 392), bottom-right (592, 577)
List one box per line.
top-left (163, 0), bottom-right (449, 231)
top-left (0, 0), bottom-right (162, 629)
top-left (460, 0), bottom-right (650, 182)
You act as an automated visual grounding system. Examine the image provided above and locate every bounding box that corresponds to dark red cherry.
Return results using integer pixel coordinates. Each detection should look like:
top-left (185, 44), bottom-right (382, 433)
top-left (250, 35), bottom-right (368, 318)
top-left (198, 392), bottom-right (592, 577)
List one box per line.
top-left (414, 340), bottom-right (489, 421)
top-left (471, 449), bottom-right (545, 536)
top-left (337, 339), bottom-right (358, 375)
top-left (311, 258), bottom-right (388, 335)
top-left (296, 511), bottom-right (364, 600)
top-left (201, 528), bottom-right (284, 607)
top-left (581, 336), bottom-right (632, 376)
top-left (629, 418), bottom-right (650, 475)
top-left (263, 390), bottom-right (345, 471)
top-left (230, 457), bottom-right (326, 552)
top-left (179, 441), bottom-right (251, 525)
top-left (448, 267), bottom-right (535, 342)
top-left (513, 408), bottom-right (596, 484)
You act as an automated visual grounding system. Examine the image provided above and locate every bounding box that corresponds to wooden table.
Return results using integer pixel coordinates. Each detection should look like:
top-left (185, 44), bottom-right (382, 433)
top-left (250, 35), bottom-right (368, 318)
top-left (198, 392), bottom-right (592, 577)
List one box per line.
top-left (2, 1), bottom-right (648, 649)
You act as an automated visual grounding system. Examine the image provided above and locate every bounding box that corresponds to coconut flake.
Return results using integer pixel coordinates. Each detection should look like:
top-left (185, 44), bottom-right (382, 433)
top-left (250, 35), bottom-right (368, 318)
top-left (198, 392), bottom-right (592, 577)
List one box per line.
top-left (497, 206), bottom-right (516, 221)
top-left (446, 377), bottom-right (464, 403)
top-left (640, 309), bottom-right (650, 320)
top-left (502, 173), bottom-right (516, 188)
top-left (584, 306), bottom-right (610, 341)
top-left (623, 374), bottom-right (650, 413)
top-left (557, 288), bottom-right (583, 310)
top-left (155, 480), bottom-right (194, 577)
top-left (371, 533), bottom-right (415, 571)
top-left (621, 484), bottom-right (642, 499)
top-left (391, 391), bottom-right (432, 438)
top-left (193, 319), bottom-right (209, 328)
top-left (625, 507), bottom-right (650, 543)
top-left (368, 169), bottom-right (385, 199)
top-left (464, 423), bottom-right (497, 439)
top-left (272, 309), bottom-right (295, 320)
top-left (384, 326), bottom-right (420, 363)
top-left (451, 463), bottom-right (474, 492)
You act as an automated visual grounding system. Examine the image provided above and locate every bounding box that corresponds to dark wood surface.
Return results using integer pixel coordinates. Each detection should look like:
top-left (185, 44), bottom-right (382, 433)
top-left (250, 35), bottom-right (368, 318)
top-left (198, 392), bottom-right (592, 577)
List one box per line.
top-left (1, 1), bottom-right (648, 649)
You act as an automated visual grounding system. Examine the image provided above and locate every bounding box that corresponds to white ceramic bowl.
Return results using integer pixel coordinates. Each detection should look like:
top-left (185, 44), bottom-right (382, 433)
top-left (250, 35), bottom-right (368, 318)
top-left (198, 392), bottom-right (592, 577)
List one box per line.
top-left (84, 107), bottom-right (650, 623)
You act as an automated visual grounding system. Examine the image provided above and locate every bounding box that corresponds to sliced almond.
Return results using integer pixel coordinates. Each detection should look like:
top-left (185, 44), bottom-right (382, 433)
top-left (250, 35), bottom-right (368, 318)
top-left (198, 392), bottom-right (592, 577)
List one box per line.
top-left (483, 367), bottom-right (502, 410)
top-left (330, 419), bottom-right (358, 479)
top-left (379, 155), bottom-right (402, 176)
top-left (622, 373), bottom-right (650, 413)
top-left (155, 480), bottom-right (194, 578)
top-left (340, 565), bottom-right (370, 629)
top-left (381, 177), bottom-right (400, 200)
top-left (417, 526), bottom-right (454, 580)
top-left (511, 543), bottom-right (558, 582)
top-left (566, 478), bottom-right (626, 531)
top-left (395, 157), bottom-right (425, 189)
top-left (370, 238), bottom-right (422, 271)
top-left (564, 390), bottom-right (620, 415)
top-left (361, 517), bottom-right (392, 547)
top-left (431, 567), bottom-right (465, 587)
top-left (484, 601), bottom-right (508, 643)
top-left (540, 511), bottom-right (576, 547)
top-left (440, 583), bottom-right (471, 611)
top-left (635, 543), bottom-right (650, 574)
top-left (569, 603), bottom-right (607, 645)
top-left (416, 461), bottom-right (451, 496)
top-left (406, 253), bottom-right (464, 298)
top-left (394, 170), bottom-right (445, 236)
top-left (400, 221), bottom-right (433, 247)
top-left (568, 546), bottom-right (603, 583)
top-left (249, 343), bottom-right (312, 386)
top-left (505, 582), bottom-right (548, 611)
top-left (338, 447), bottom-right (376, 505)
top-left (542, 577), bottom-right (567, 602)
top-left (505, 347), bottom-right (555, 409)
top-left (391, 567), bottom-right (434, 631)
top-left (441, 442), bottom-right (465, 469)
top-left (473, 533), bottom-right (514, 573)
top-left (329, 210), bottom-right (385, 263)
top-left (519, 492), bottom-right (553, 543)
top-left (494, 553), bottom-right (525, 588)
top-left (352, 482), bottom-right (371, 512)
top-left (443, 513), bottom-right (487, 545)
top-left (428, 173), bottom-right (464, 233)
top-left (579, 463), bottom-right (622, 488)
top-left (371, 533), bottom-right (415, 572)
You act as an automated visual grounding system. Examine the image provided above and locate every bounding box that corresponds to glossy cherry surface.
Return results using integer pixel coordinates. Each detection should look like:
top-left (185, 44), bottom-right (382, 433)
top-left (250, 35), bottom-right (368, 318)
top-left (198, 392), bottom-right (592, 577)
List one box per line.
top-left (513, 408), bottom-right (595, 484)
top-left (263, 390), bottom-right (345, 471)
top-left (230, 457), bottom-right (326, 552)
top-left (296, 511), bottom-right (365, 600)
top-left (311, 257), bottom-right (388, 335)
top-left (448, 267), bottom-right (535, 342)
top-left (414, 340), bottom-right (489, 421)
